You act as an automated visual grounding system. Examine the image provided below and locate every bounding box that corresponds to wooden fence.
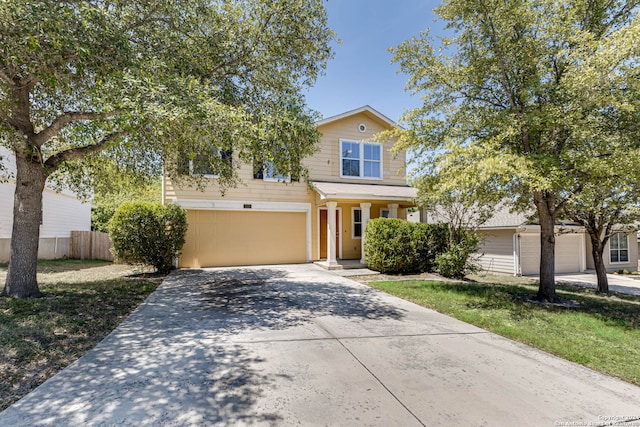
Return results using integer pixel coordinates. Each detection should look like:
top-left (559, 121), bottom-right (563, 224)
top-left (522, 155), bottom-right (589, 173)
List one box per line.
top-left (70, 231), bottom-right (114, 261)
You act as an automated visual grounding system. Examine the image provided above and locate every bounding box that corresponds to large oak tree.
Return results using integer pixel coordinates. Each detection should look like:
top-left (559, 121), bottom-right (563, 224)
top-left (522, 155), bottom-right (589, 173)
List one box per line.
top-left (0, 0), bottom-right (334, 298)
top-left (391, 0), bottom-right (640, 301)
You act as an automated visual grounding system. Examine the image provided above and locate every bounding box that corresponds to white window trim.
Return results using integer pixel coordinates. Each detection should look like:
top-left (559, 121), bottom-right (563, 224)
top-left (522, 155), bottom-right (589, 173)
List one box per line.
top-left (380, 208), bottom-right (390, 218)
top-left (609, 232), bottom-right (630, 264)
top-left (339, 139), bottom-right (383, 180)
top-left (352, 207), bottom-right (362, 239)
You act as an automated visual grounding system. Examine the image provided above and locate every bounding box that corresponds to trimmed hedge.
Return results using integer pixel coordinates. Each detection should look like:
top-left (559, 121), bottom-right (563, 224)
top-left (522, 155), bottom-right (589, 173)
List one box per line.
top-left (108, 202), bottom-right (187, 273)
top-left (364, 219), bottom-right (448, 274)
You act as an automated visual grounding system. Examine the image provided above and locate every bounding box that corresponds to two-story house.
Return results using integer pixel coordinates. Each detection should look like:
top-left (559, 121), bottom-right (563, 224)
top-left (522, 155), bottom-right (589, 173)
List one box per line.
top-left (163, 106), bottom-right (417, 268)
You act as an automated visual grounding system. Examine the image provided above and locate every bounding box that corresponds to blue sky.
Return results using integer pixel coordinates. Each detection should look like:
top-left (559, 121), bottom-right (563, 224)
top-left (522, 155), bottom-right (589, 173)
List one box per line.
top-left (305, 1), bottom-right (445, 122)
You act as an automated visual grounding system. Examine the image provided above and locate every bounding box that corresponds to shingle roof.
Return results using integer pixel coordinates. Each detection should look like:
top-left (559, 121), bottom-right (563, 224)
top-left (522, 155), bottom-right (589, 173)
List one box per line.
top-left (480, 209), bottom-right (531, 228)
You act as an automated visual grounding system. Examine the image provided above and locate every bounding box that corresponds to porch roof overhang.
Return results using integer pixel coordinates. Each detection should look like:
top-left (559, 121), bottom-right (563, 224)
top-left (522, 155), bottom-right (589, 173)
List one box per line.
top-left (312, 181), bottom-right (417, 202)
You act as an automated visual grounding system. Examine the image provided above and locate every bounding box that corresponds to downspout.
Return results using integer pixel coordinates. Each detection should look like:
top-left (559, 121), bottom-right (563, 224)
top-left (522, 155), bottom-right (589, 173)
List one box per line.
top-left (513, 232), bottom-right (520, 276)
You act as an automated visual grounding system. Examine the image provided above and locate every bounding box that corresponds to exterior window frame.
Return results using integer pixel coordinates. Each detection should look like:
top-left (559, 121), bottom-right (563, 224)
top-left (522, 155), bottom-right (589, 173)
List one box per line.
top-left (188, 148), bottom-right (232, 178)
top-left (380, 208), bottom-right (390, 218)
top-left (352, 207), bottom-right (362, 239)
top-left (609, 232), bottom-right (630, 264)
top-left (262, 160), bottom-right (291, 183)
top-left (340, 139), bottom-right (383, 180)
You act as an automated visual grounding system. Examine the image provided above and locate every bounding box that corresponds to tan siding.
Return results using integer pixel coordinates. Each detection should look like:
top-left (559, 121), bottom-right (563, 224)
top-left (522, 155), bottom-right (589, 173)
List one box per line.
top-left (476, 230), bottom-right (515, 274)
top-left (313, 112), bottom-right (407, 186)
top-left (164, 110), bottom-right (411, 206)
top-left (340, 203), bottom-right (361, 260)
top-left (164, 108), bottom-right (416, 267)
top-left (165, 175), bottom-right (314, 204)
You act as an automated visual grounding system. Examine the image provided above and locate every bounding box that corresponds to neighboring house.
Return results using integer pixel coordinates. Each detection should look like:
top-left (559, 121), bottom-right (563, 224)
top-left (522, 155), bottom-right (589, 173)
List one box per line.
top-left (163, 105), bottom-right (417, 268)
top-left (0, 146), bottom-right (92, 262)
top-left (476, 209), bottom-right (639, 275)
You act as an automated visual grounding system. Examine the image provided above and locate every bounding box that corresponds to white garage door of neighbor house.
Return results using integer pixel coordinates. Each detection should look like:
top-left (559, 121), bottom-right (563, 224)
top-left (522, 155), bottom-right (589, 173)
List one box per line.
top-left (519, 233), bottom-right (582, 275)
top-left (179, 210), bottom-right (307, 268)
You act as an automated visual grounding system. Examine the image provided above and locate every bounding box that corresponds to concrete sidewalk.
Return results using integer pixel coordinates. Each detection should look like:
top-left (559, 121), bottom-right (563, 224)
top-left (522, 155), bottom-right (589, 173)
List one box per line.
top-left (1, 264), bottom-right (640, 426)
top-left (559, 272), bottom-right (640, 296)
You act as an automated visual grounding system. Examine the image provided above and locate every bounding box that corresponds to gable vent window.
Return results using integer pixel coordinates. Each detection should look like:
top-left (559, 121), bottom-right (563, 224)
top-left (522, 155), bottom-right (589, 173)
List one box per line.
top-left (358, 123), bottom-right (366, 133)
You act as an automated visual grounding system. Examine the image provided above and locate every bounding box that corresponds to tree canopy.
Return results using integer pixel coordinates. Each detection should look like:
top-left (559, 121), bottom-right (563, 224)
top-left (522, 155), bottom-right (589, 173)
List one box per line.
top-left (0, 0), bottom-right (335, 297)
top-left (391, 0), bottom-right (640, 301)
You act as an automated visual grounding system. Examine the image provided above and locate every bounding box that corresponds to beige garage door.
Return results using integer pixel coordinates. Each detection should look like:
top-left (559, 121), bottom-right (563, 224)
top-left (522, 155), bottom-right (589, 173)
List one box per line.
top-left (179, 210), bottom-right (307, 268)
top-left (519, 233), bottom-right (582, 275)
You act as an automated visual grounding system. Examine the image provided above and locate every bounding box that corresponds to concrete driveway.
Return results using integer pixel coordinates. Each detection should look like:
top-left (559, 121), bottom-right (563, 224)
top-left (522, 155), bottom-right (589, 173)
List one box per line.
top-left (2, 264), bottom-right (640, 426)
top-left (554, 272), bottom-right (640, 296)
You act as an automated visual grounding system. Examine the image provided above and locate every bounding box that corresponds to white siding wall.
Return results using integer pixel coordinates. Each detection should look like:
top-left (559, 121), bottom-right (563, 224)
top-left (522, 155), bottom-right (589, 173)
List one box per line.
top-left (41, 188), bottom-right (92, 237)
top-left (476, 229), bottom-right (516, 274)
top-left (0, 145), bottom-right (17, 175)
top-left (0, 181), bottom-right (13, 238)
top-left (0, 181), bottom-right (91, 239)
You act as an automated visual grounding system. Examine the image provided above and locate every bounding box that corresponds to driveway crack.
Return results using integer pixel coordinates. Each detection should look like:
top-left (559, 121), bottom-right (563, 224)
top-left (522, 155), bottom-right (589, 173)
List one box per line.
top-left (312, 318), bottom-right (427, 427)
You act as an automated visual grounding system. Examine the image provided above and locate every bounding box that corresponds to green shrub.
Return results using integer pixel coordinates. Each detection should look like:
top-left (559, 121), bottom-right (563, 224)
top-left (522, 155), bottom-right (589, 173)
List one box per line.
top-left (618, 269), bottom-right (630, 275)
top-left (91, 205), bottom-right (117, 233)
top-left (434, 232), bottom-right (480, 279)
top-left (108, 202), bottom-right (187, 273)
top-left (364, 219), bottom-right (448, 274)
top-left (411, 222), bottom-right (449, 272)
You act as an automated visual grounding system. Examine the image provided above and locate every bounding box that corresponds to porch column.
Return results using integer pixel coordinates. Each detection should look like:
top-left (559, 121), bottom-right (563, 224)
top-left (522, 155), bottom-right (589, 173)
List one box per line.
top-left (327, 201), bottom-right (338, 267)
top-left (360, 202), bottom-right (371, 264)
top-left (388, 203), bottom-right (399, 219)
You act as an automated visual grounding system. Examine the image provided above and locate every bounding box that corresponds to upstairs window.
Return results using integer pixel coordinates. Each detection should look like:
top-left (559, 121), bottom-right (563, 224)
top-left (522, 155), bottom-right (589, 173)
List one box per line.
top-left (179, 148), bottom-right (232, 177)
top-left (340, 140), bottom-right (382, 179)
top-left (263, 160), bottom-right (291, 183)
top-left (610, 232), bottom-right (629, 263)
top-left (253, 151), bottom-right (299, 183)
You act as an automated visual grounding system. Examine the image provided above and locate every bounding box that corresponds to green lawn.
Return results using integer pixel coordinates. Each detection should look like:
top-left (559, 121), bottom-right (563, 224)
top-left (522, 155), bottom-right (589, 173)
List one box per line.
top-left (368, 274), bottom-right (640, 385)
top-left (0, 260), bottom-right (162, 411)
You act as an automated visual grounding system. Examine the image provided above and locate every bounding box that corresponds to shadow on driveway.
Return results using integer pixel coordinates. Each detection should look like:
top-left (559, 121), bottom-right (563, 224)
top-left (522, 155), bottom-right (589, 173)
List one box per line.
top-left (0, 265), bottom-right (406, 426)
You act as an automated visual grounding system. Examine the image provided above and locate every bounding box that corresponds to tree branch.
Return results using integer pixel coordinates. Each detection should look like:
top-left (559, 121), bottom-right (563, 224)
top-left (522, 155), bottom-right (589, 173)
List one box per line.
top-left (33, 110), bottom-right (121, 147)
top-left (0, 68), bottom-right (16, 87)
top-left (43, 130), bottom-right (130, 172)
top-left (0, 107), bottom-right (12, 127)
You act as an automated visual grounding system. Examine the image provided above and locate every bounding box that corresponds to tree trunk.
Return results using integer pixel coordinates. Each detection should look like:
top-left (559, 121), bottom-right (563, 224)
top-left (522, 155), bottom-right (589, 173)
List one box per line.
top-left (1, 155), bottom-right (47, 298)
top-left (589, 233), bottom-right (609, 293)
top-left (534, 191), bottom-right (557, 302)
